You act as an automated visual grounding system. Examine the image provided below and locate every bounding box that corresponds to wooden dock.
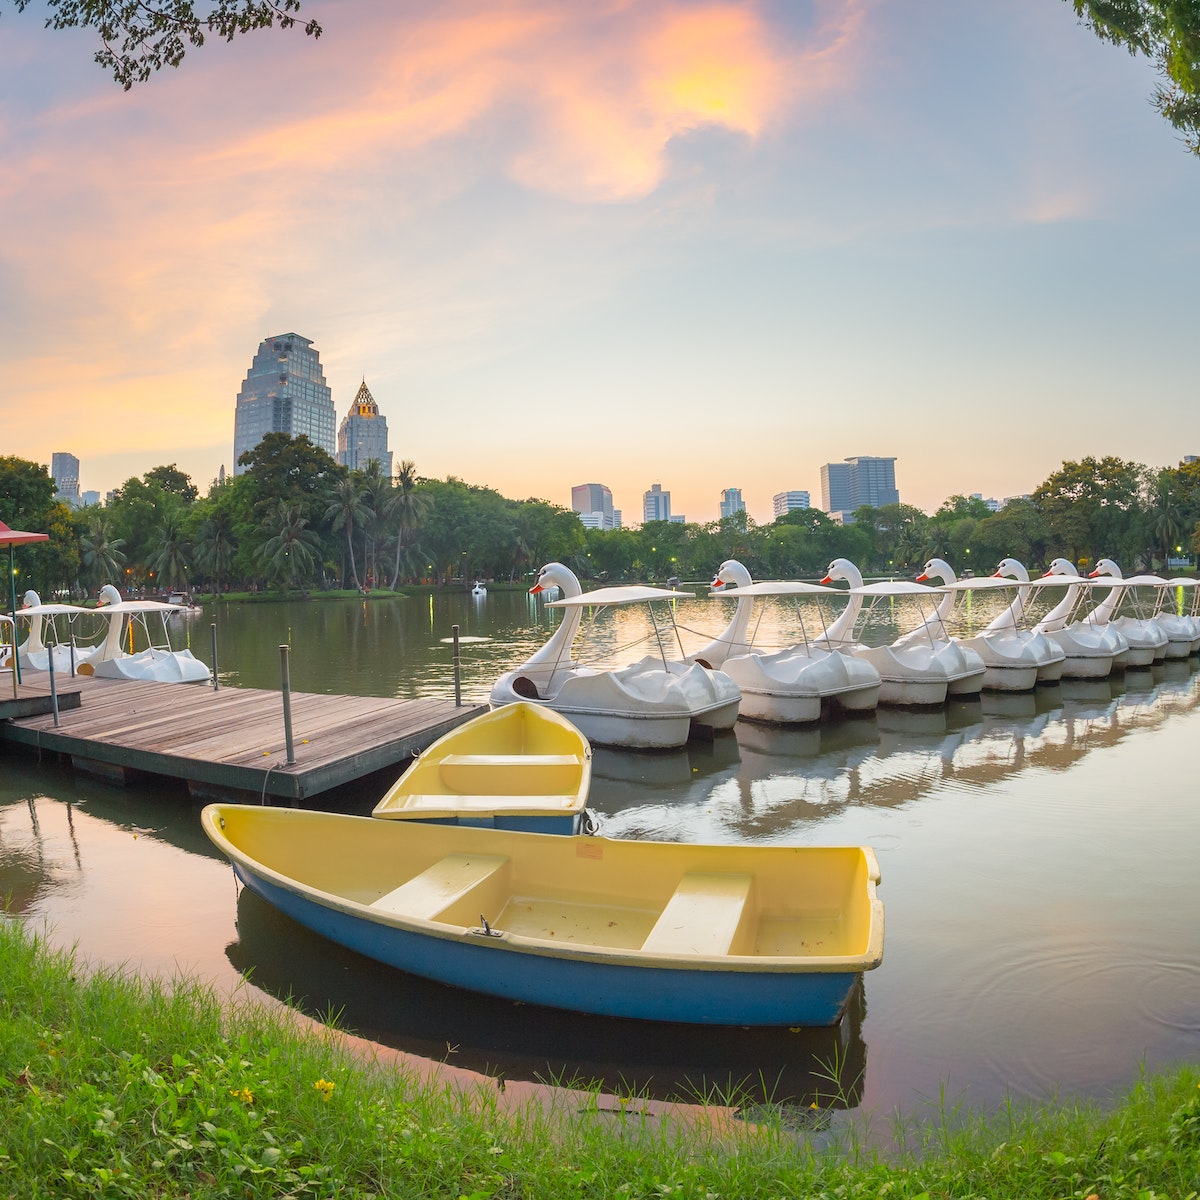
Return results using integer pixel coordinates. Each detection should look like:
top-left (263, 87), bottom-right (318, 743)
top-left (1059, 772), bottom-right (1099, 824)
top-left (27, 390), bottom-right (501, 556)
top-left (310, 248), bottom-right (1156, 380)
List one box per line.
top-left (0, 675), bottom-right (486, 800)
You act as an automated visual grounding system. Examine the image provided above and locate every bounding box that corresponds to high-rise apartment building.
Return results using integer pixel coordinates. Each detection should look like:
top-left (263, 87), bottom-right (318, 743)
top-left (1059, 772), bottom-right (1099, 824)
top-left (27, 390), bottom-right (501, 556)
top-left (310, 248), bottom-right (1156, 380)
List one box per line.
top-left (772, 490), bottom-right (811, 518)
top-left (643, 483), bottom-right (672, 523)
top-left (820, 456), bottom-right (899, 518)
top-left (50, 452), bottom-right (80, 504)
top-left (337, 381), bottom-right (392, 477)
top-left (719, 487), bottom-right (745, 519)
top-left (571, 483), bottom-right (620, 530)
top-left (233, 333), bottom-right (336, 472)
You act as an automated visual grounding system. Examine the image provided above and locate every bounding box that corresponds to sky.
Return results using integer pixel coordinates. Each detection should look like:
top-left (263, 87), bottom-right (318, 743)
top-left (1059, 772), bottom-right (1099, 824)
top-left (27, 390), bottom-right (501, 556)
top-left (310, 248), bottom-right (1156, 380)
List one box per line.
top-left (2, 0), bottom-right (1197, 526)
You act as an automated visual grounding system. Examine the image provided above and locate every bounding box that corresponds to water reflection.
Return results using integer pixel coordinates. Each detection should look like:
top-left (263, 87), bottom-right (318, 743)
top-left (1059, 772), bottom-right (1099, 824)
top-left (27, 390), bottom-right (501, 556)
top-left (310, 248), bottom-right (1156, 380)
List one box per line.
top-left (592, 662), bottom-right (1200, 842)
top-left (226, 887), bottom-right (867, 1114)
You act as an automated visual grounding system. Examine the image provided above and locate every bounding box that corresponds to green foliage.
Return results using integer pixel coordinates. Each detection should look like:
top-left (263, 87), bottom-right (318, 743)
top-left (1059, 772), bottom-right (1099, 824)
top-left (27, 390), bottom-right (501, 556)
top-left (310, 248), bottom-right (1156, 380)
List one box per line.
top-left (7, 0), bottom-right (322, 90)
top-left (1070, 0), bottom-right (1200, 155)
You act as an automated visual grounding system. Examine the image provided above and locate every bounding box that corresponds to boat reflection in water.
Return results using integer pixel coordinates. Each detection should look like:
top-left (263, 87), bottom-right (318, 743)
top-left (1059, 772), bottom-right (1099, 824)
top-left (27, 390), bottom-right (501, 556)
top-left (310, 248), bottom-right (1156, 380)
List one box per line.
top-left (226, 887), bottom-right (866, 1120)
top-left (592, 661), bottom-right (1200, 842)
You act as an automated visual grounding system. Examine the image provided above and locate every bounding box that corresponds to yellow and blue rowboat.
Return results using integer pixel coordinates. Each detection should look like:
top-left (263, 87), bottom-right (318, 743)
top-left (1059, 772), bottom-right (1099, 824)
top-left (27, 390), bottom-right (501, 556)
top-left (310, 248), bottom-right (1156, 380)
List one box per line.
top-left (373, 701), bottom-right (592, 834)
top-left (202, 804), bottom-right (883, 1026)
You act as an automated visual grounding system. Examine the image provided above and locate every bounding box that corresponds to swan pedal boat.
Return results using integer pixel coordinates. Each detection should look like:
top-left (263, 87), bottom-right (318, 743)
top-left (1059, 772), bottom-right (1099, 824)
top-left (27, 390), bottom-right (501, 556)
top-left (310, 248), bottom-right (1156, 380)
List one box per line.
top-left (5, 592), bottom-right (102, 674)
top-left (1085, 562), bottom-right (1170, 666)
top-left (1032, 561), bottom-right (1127, 679)
top-left (201, 803), bottom-right (883, 1026)
top-left (490, 563), bottom-right (740, 750)
top-left (77, 584), bottom-right (211, 684)
top-left (917, 569), bottom-right (1044, 693)
top-left (702, 562), bottom-right (881, 723)
top-left (373, 702), bottom-right (594, 834)
top-left (817, 561), bottom-right (985, 706)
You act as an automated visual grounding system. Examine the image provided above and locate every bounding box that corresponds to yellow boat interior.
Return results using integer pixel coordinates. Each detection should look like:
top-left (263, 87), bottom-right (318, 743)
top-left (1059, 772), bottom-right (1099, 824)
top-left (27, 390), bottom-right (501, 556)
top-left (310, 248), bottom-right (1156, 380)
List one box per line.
top-left (373, 702), bottom-right (591, 819)
top-left (205, 805), bottom-right (882, 969)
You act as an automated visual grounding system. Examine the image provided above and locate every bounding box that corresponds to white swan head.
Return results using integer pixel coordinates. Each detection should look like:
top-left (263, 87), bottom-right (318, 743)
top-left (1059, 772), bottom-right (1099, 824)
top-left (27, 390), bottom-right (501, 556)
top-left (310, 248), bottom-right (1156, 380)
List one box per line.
top-left (20, 590), bottom-right (40, 609)
top-left (916, 558), bottom-right (955, 585)
top-left (97, 584), bottom-right (123, 607)
top-left (1043, 557), bottom-right (1079, 578)
top-left (821, 558), bottom-right (863, 587)
top-left (993, 558), bottom-right (1031, 583)
top-left (1089, 558), bottom-right (1122, 580)
top-left (530, 562), bottom-right (581, 597)
top-left (710, 559), bottom-right (752, 590)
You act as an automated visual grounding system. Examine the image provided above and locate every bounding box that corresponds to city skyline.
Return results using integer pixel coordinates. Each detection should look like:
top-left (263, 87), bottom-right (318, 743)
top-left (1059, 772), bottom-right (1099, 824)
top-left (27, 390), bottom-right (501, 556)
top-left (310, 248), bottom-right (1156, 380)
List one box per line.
top-left (3, 3), bottom-right (1197, 525)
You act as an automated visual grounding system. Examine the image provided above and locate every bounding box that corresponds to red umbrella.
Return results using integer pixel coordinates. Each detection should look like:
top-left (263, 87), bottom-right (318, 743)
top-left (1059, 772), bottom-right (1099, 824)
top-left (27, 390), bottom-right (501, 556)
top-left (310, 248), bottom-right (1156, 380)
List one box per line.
top-left (1, 519), bottom-right (50, 684)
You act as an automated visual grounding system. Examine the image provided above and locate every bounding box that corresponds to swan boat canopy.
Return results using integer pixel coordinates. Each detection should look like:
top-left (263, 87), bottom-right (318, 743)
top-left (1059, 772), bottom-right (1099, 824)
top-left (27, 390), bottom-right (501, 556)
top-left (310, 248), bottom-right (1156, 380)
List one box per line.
top-left (817, 560), bottom-right (985, 707)
top-left (700, 560), bottom-right (881, 724)
top-left (914, 561), bottom-right (1044, 693)
top-left (489, 563), bottom-right (740, 751)
top-left (372, 702), bottom-right (594, 834)
top-left (77, 584), bottom-right (211, 684)
top-left (201, 803), bottom-right (884, 1026)
top-left (1031, 561), bottom-right (1127, 679)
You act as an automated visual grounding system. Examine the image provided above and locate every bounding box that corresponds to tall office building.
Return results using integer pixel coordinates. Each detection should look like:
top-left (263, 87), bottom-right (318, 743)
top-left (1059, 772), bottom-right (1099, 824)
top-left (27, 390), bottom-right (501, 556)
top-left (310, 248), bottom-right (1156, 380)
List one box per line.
top-left (719, 487), bottom-right (746, 519)
top-left (772, 490), bottom-right (811, 518)
top-left (232, 333), bottom-right (336, 472)
top-left (50, 452), bottom-right (80, 504)
top-left (571, 483), bottom-right (620, 530)
top-left (820, 456), bottom-right (899, 517)
top-left (337, 381), bottom-right (392, 477)
top-left (643, 483), bottom-right (672, 523)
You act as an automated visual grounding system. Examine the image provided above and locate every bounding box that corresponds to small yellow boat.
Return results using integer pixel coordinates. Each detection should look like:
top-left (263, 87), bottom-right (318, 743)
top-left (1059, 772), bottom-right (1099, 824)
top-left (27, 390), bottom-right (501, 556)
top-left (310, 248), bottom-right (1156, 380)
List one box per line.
top-left (373, 702), bottom-right (593, 834)
top-left (202, 803), bottom-right (884, 1026)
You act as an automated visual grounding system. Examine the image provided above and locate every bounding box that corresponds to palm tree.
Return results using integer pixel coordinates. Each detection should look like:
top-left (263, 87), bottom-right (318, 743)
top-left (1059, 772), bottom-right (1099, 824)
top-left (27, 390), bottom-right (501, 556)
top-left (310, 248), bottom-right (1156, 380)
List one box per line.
top-left (194, 512), bottom-right (237, 596)
top-left (388, 461), bottom-right (433, 590)
top-left (1151, 470), bottom-right (1183, 568)
top-left (79, 518), bottom-right (126, 590)
top-left (147, 515), bottom-right (191, 592)
top-left (325, 477), bottom-right (372, 590)
top-left (358, 459), bottom-right (392, 587)
top-left (257, 502), bottom-right (321, 594)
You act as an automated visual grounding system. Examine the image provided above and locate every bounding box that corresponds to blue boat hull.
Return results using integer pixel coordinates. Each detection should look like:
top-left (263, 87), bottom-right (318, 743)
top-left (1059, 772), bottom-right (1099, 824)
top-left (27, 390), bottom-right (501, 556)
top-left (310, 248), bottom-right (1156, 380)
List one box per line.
top-left (233, 863), bottom-right (860, 1026)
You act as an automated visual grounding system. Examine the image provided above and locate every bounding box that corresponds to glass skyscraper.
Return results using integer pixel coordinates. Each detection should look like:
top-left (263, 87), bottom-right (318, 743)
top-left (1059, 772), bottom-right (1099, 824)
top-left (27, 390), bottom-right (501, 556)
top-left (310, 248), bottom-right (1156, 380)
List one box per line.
top-left (233, 333), bottom-right (336, 472)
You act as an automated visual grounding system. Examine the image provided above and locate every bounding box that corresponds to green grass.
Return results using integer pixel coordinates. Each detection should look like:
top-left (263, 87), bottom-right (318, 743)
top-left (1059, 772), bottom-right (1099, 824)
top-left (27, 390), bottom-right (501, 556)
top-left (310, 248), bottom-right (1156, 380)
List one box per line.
top-left (1, 917), bottom-right (1197, 1199)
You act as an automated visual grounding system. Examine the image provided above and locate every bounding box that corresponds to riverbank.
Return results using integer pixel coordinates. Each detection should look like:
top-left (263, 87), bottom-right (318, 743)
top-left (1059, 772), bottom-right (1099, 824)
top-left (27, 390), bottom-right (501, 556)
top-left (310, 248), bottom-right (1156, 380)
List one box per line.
top-left (2, 919), bottom-right (1196, 1199)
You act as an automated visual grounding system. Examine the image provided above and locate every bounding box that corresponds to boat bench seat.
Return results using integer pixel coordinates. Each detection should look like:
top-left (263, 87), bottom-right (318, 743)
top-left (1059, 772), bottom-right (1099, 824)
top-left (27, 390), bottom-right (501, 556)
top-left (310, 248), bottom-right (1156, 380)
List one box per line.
top-left (371, 853), bottom-right (510, 921)
top-left (438, 753), bottom-right (583, 795)
top-left (393, 794), bottom-right (579, 813)
top-left (641, 872), bottom-right (755, 958)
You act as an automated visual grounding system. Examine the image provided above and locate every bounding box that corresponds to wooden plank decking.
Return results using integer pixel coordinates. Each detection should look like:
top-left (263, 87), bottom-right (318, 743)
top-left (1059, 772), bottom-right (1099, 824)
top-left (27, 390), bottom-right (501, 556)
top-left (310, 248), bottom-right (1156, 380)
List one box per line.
top-left (0, 675), bottom-right (486, 800)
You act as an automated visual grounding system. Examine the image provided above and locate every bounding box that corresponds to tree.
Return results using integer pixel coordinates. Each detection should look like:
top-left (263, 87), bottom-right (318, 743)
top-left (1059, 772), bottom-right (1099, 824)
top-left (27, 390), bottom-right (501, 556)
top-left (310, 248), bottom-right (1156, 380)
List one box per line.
top-left (256, 501), bottom-right (320, 593)
top-left (143, 464), bottom-right (199, 505)
top-left (147, 514), bottom-right (191, 591)
top-left (1069, 0), bottom-right (1200, 156)
top-left (387, 461), bottom-right (433, 590)
top-left (1149, 468), bottom-right (1184, 565)
top-left (325, 476), bottom-right (372, 590)
top-left (8, 0), bottom-right (322, 90)
top-left (79, 518), bottom-right (127, 591)
top-left (193, 511), bottom-right (237, 595)
top-left (1032, 456), bottom-right (1148, 567)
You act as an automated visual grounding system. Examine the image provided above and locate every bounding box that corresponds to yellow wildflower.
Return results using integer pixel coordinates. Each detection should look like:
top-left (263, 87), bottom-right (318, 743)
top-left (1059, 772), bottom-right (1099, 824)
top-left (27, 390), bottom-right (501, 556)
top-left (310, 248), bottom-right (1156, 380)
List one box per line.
top-left (229, 1087), bottom-right (255, 1105)
top-left (314, 1078), bottom-right (336, 1101)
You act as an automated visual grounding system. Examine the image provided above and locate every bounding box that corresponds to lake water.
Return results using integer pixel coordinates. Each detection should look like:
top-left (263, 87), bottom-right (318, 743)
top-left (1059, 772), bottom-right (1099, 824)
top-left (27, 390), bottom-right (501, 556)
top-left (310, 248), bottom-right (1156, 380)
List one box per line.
top-left (3, 587), bottom-right (1199, 1127)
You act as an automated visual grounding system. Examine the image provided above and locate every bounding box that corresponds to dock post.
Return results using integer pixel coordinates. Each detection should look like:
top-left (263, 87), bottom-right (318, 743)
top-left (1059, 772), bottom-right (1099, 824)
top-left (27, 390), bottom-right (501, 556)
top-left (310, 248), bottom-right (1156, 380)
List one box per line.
top-left (210, 623), bottom-right (219, 691)
top-left (279, 644), bottom-right (296, 764)
top-left (452, 623), bottom-right (461, 706)
top-left (69, 636), bottom-right (76, 677)
top-left (48, 644), bottom-right (60, 727)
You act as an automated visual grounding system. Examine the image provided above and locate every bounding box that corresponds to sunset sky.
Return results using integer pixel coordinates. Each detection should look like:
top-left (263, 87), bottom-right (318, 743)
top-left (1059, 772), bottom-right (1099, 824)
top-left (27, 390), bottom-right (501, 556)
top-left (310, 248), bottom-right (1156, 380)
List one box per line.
top-left (2, 0), bottom-right (1196, 525)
